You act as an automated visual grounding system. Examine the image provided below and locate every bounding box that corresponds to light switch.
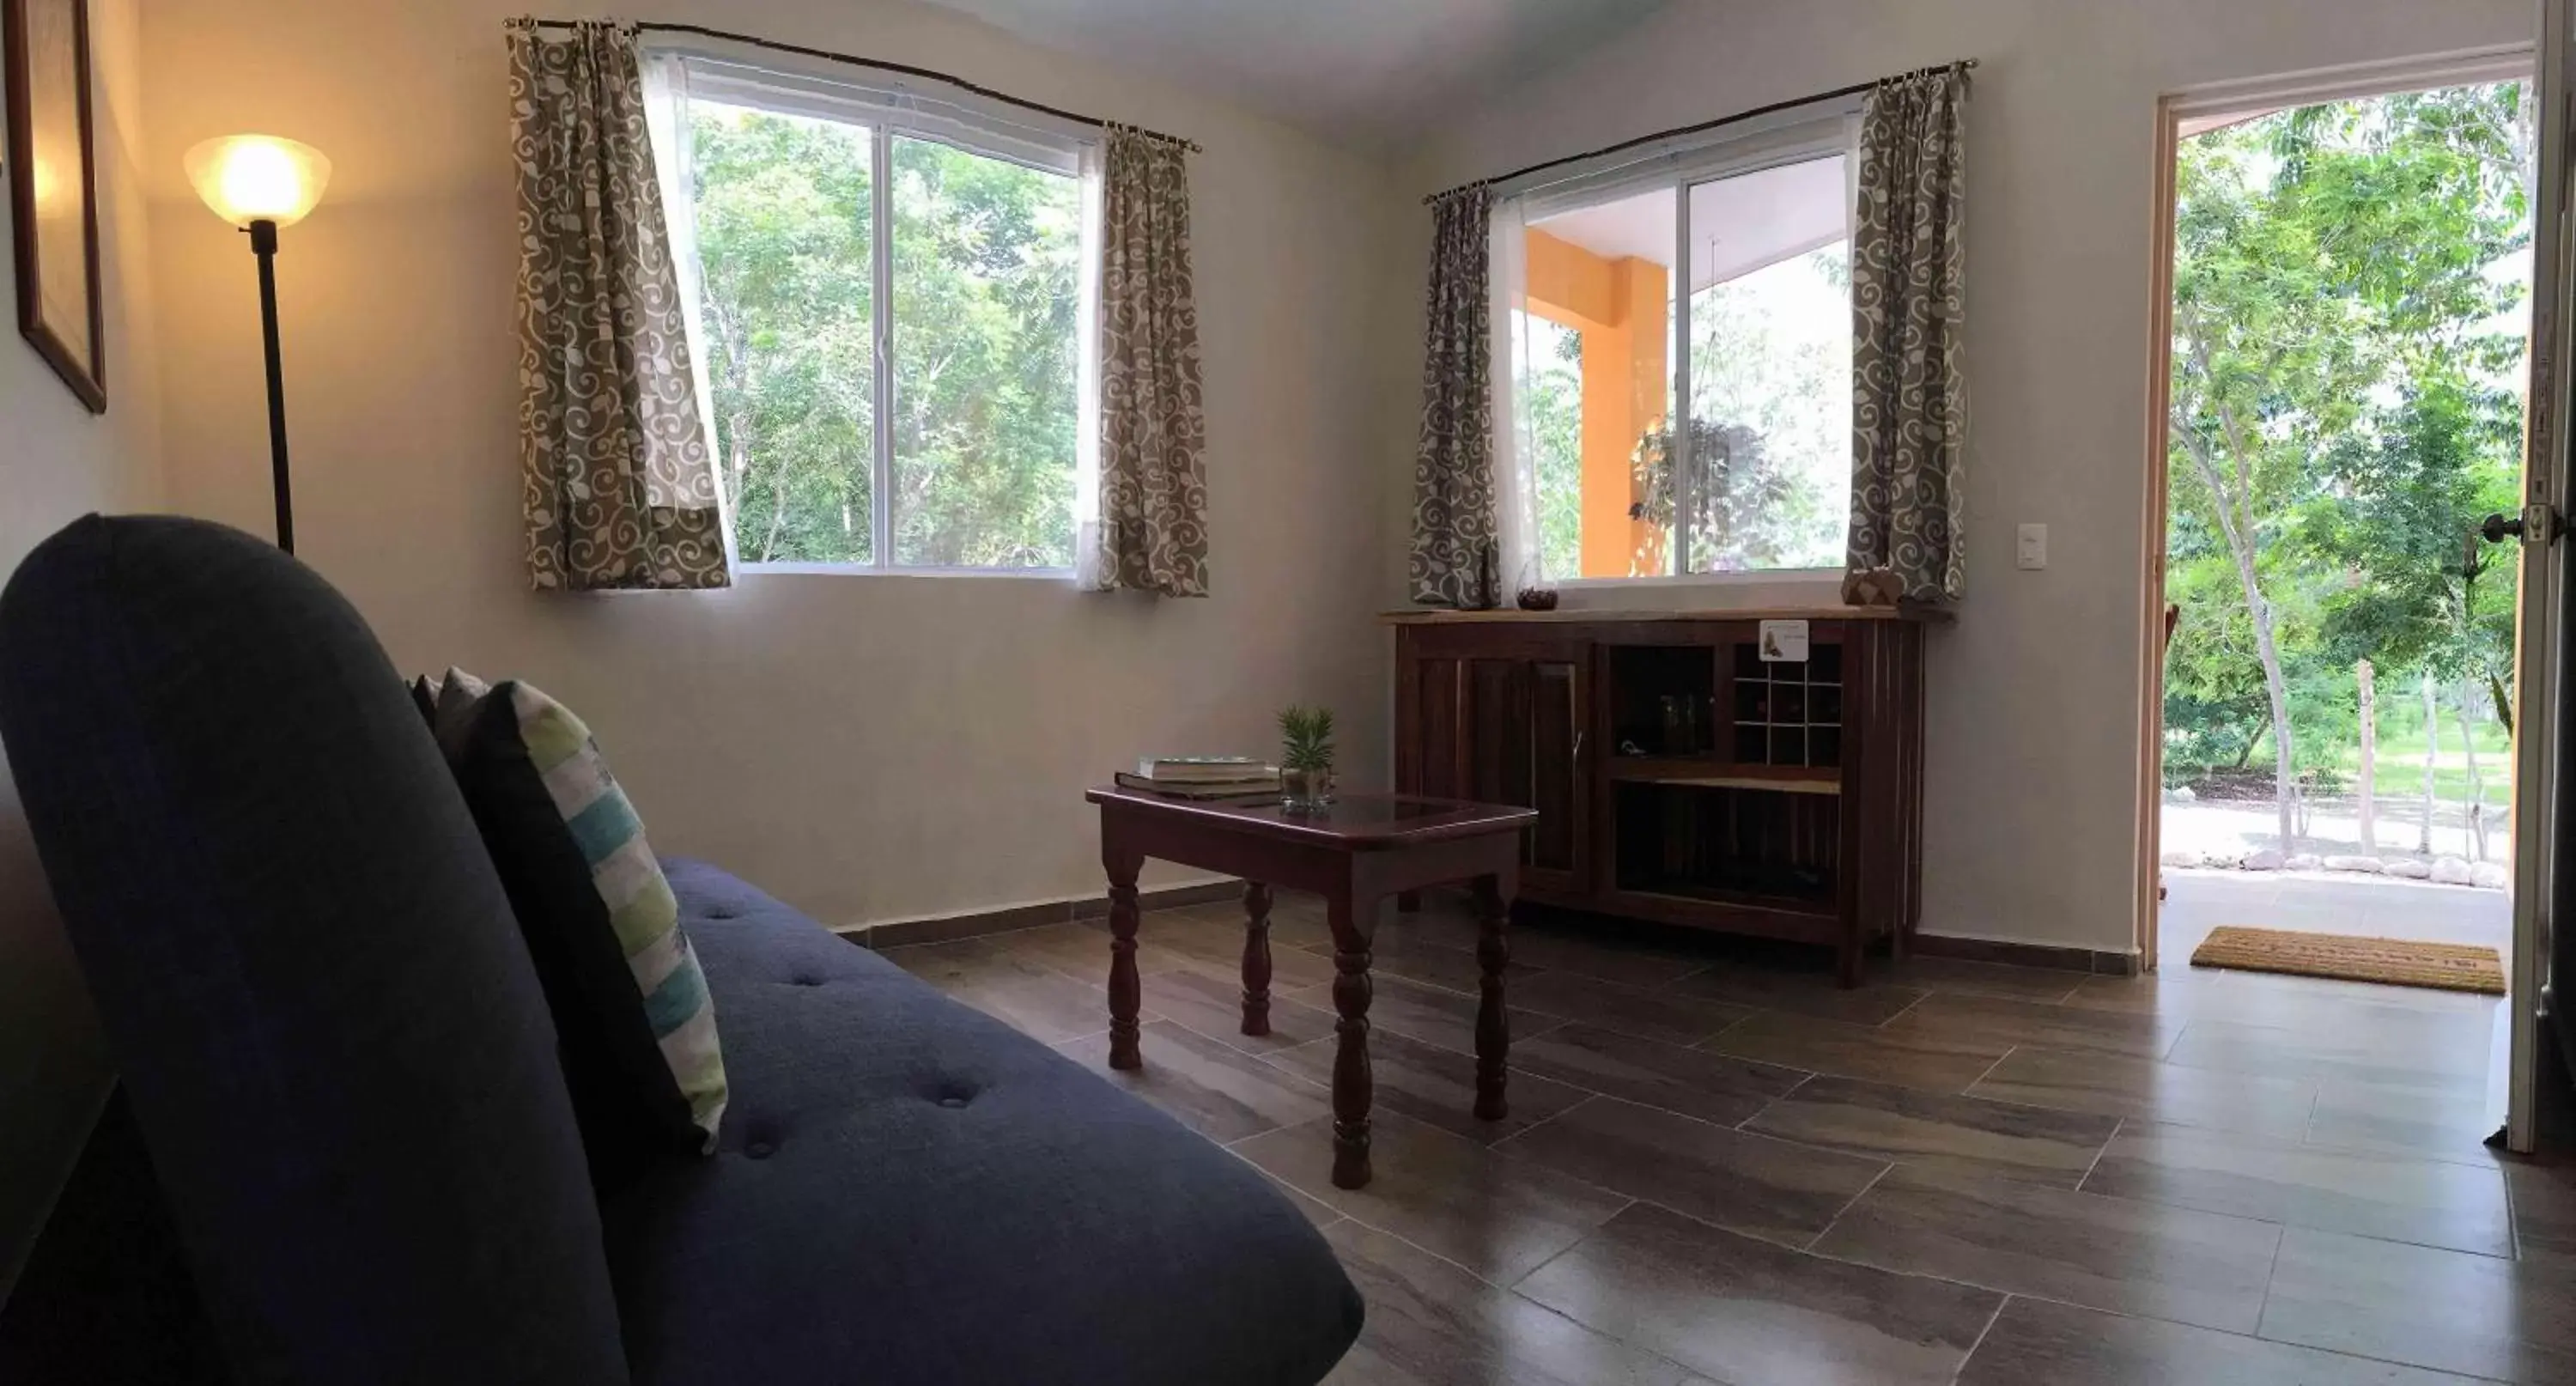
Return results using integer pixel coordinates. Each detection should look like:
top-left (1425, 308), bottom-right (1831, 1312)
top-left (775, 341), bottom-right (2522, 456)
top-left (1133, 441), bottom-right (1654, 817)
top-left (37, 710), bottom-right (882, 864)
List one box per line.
top-left (2016, 524), bottom-right (2048, 570)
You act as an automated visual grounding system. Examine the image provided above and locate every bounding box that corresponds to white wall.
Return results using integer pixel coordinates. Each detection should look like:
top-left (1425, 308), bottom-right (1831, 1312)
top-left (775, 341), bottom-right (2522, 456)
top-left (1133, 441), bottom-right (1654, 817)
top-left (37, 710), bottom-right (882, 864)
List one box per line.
top-left (1396, 0), bottom-right (2537, 952)
top-left (137, 0), bottom-right (1405, 929)
top-left (0, 0), bottom-right (162, 1292)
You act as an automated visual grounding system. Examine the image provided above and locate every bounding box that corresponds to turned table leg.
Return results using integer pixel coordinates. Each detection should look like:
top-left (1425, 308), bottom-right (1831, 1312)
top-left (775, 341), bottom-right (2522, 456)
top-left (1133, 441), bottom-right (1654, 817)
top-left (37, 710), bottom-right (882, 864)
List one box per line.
top-left (1471, 874), bottom-right (1510, 1122)
top-left (1104, 846), bottom-right (1145, 1071)
top-left (1325, 891), bottom-right (1376, 1189)
top-left (1241, 881), bottom-right (1273, 1037)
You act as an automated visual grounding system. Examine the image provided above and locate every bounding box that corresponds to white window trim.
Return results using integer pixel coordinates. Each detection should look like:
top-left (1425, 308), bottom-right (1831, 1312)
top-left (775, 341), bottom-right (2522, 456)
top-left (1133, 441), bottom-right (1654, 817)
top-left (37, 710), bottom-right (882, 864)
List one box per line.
top-left (1512, 108), bottom-right (1861, 585)
top-left (648, 42), bottom-right (1100, 578)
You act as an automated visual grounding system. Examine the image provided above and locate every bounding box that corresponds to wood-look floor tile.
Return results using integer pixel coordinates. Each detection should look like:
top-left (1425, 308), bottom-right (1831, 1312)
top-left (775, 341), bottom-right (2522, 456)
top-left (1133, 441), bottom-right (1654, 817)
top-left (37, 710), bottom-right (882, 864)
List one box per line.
top-left (1363, 940), bottom-right (1536, 997)
top-left (1267, 1028), bottom-right (1591, 1146)
top-left (1236, 1112), bottom-right (1631, 1285)
top-left (2057, 971), bottom-right (2205, 1017)
top-left (2259, 1229), bottom-right (2576, 1382)
top-left (1318, 1220), bottom-right (1701, 1386)
top-left (1142, 913), bottom-right (1341, 989)
top-left (883, 938), bottom-right (1115, 1043)
top-left (1966, 1045), bottom-right (2318, 1140)
top-left (1507, 971), bottom-right (1752, 1047)
top-left (1742, 1074), bottom-right (2121, 1188)
top-left (1285, 974), bottom-right (1559, 1060)
top-left (1499, 1096), bottom-right (1888, 1247)
top-left (1812, 1163), bottom-right (2282, 1332)
top-left (2082, 1122), bottom-right (2513, 1257)
top-left (1510, 1023), bottom-right (1807, 1128)
top-left (1055, 1020), bottom-right (1328, 1146)
top-left (2166, 1018), bottom-right (2494, 1089)
top-left (1703, 1011), bottom-right (2011, 1093)
top-left (989, 919), bottom-right (1197, 982)
top-left (2505, 1158), bottom-right (2576, 1255)
top-left (1886, 956), bottom-right (2086, 1003)
top-left (1139, 967), bottom-right (1338, 1055)
top-left (1494, 926), bottom-right (1710, 988)
top-left (1958, 1295), bottom-right (2490, 1385)
top-left (1242, 1160), bottom-right (1344, 1232)
top-left (1667, 964), bottom-right (1929, 1025)
top-left (1517, 1202), bottom-right (2002, 1386)
top-left (2306, 1079), bottom-right (2506, 1167)
top-left (1883, 991), bottom-right (2184, 1061)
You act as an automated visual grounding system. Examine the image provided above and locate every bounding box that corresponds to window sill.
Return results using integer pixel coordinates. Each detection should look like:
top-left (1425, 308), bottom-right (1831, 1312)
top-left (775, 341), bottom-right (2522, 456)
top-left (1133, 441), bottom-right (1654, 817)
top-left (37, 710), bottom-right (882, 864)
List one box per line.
top-left (738, 563), bottom-right (1077, 581)
top-left (1546, 568), bottom-right (1841, 591)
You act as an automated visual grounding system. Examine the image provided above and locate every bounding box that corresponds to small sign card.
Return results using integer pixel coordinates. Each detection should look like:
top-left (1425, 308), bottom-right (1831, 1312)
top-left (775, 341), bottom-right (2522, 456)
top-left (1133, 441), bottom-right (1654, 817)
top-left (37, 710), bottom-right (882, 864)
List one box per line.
top-left (1758, 620), bottom-right (1810, 663)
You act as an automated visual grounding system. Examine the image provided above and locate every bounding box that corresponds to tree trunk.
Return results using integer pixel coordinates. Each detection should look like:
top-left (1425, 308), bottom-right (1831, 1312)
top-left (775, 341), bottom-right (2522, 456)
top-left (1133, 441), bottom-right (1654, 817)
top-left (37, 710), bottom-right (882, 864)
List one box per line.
top-left (2456, 679), bottom-right (2488, 862)
top-left (2421, 669), bottom-right (2441, 855)
top-left (2356, 660), bottom-right (2376, 854)
top-left (2245, 576), bottom-right (2298, 853)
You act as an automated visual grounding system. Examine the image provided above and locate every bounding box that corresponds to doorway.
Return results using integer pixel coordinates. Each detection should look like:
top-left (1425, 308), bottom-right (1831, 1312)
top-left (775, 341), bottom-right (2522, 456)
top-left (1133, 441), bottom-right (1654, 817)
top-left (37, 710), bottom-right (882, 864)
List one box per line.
top-left (2141, 52), bottom-right (2546, 1143)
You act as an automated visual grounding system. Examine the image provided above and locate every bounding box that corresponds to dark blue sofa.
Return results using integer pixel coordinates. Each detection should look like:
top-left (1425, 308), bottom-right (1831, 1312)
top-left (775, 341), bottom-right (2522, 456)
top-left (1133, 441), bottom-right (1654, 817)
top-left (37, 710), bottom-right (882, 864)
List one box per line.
top-left (0, 516), bottom-right (1361, 1385)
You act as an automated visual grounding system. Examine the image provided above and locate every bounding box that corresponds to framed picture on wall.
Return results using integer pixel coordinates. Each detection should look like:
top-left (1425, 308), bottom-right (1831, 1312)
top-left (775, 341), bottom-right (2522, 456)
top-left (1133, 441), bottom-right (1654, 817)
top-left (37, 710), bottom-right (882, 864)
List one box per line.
top-left (4, 0), bottom-right (104, 413)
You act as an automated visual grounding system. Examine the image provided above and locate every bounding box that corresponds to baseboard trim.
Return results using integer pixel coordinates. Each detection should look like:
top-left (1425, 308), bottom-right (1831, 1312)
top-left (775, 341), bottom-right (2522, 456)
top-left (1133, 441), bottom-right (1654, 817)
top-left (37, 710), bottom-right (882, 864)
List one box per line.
top-left (1912, 933), bottom-right (2140, 976)
top-left (843, 879), bottom-right (1242, 950)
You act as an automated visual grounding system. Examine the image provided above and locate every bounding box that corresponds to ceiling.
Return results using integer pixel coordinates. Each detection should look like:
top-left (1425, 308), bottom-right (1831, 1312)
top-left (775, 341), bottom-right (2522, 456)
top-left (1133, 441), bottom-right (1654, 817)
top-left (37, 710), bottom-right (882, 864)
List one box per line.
top-left (908, 0), bottom-right (1676, 146)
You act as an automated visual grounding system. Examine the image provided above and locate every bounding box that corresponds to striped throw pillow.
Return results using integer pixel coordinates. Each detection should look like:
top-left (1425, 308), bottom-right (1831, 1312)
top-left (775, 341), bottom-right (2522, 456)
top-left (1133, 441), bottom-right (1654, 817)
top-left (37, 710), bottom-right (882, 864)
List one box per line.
top-left (443, 678), bottom-right (726, 1158)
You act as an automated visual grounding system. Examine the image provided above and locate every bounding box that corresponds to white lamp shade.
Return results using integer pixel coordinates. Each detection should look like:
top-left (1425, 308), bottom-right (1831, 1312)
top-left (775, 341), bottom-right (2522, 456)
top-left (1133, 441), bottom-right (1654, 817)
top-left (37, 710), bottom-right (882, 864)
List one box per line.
top-left (184, 135), bottom-right (332, 228)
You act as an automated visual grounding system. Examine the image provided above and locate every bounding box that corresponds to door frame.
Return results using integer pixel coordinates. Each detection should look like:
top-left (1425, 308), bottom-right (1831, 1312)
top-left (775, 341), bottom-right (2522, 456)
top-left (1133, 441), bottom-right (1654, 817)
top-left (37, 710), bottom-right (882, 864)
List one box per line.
top-left (2133, 46), bottom-right (2539, 1128)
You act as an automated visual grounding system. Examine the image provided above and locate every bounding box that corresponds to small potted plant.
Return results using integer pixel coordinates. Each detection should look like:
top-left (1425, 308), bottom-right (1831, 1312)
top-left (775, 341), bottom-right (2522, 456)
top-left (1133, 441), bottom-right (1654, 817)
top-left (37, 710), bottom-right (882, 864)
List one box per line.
top-left (1278, 705), bottom-right (1337, 812)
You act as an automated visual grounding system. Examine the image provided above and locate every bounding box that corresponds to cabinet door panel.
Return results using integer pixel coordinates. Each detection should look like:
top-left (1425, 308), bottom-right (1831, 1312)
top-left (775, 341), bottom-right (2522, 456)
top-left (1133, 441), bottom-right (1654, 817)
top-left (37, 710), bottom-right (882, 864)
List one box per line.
top-left (1528, 660), bottom-right (1583, 878)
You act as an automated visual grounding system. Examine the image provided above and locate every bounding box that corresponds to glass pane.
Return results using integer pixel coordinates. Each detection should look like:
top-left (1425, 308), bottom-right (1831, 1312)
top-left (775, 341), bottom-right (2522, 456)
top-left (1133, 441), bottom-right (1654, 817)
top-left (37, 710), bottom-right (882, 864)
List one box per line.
top-left (684, 100), bottom-right (876, 565)
top-left (1525, 185), bottom-right (1680, 578)
top-left (1680, 155), bottom-right (1852, 573)
top-left (890, 135), bottom-right (1083, 569)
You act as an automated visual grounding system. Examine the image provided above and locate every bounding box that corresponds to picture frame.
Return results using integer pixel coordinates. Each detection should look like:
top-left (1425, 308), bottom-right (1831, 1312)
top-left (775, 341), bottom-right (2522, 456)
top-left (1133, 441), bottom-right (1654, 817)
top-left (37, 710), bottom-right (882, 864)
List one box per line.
top-left (4, 0), bottom-right (104, 413)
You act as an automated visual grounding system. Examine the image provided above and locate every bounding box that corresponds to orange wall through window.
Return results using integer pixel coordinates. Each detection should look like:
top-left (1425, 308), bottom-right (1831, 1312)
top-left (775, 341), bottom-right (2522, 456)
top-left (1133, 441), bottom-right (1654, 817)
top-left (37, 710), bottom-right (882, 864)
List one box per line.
top-left (1524, 228), bottom-right (1668, 578)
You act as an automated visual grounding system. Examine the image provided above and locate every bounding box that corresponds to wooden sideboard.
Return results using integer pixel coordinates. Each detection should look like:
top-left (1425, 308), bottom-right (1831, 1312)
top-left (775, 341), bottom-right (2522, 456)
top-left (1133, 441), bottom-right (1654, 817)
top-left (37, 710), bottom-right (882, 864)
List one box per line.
top-left (1387, 607), bottom-right (1938, 986)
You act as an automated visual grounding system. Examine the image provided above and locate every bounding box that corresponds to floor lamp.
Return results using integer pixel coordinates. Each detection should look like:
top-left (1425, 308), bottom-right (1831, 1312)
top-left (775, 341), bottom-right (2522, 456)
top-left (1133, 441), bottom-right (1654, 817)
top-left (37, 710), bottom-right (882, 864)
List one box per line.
top-left (183, 136), bottom-right (331, 556)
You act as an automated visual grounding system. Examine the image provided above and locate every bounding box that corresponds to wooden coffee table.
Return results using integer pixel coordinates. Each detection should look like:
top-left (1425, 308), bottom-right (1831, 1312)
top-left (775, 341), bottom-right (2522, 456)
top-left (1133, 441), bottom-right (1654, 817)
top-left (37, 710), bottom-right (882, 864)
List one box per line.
top-left (1085, 787), bottom-right (1537, 1188)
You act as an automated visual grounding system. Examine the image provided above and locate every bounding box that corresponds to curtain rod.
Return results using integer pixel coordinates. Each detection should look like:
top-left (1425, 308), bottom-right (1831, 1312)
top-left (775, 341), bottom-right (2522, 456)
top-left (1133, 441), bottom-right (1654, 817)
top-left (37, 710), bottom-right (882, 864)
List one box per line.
top-left (1424, 57), bottom-right (1975, 204)
top-left (521, 17), bottom-right (1203, 152)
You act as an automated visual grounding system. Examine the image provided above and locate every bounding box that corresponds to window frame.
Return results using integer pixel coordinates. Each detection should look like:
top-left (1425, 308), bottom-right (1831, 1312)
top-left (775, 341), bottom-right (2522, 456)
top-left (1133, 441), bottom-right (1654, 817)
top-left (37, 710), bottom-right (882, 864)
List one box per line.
top-left (658, 50), bottom-right (1100, 578)
top-left (1516, 109), bottom-right (1860, 586)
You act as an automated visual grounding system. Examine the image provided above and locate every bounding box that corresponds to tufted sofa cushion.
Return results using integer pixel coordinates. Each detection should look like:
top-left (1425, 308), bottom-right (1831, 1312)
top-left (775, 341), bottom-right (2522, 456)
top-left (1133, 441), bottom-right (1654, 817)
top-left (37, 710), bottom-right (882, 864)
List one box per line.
top-left (605, 860), bottom-right (1363, 1386)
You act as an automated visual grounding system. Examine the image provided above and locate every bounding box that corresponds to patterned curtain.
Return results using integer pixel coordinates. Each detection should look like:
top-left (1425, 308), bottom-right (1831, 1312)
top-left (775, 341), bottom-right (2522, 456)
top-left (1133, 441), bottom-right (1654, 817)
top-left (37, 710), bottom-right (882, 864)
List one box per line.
top-left (507, 19), bottom-right (730, 592)
top-left (1411, 188), bottom-right (1498, 608)
top-left (1091, 127), bottom-right (1208, 597)
top-left (1846, 67), bottom-right (1969, 605)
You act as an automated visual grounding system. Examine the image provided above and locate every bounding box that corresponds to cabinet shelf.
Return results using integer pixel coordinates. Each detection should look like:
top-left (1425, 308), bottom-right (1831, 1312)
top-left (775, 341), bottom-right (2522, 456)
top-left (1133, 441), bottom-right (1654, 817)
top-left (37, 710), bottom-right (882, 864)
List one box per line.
top-left (1606, 759), bottom-right (1840, 794)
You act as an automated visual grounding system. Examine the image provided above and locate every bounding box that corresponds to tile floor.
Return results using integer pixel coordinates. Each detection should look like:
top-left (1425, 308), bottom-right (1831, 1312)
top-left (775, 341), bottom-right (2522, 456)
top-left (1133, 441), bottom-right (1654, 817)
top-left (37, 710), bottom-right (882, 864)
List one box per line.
top-left (884, 893), bottom-right (2575, 1385)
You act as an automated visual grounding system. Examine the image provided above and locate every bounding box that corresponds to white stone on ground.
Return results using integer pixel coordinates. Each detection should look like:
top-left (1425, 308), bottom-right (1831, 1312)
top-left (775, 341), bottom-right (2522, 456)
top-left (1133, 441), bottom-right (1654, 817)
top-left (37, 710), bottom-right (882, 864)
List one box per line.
top-left (2429, 857), bottom-right (2475, 885)
top-left (2285, 854), bottom-right (2323, 871)
top-left (2384, 859), bottom-right (2432, 880)
top-left (2470, 861), bottom-right (2512, 891)
top-left (2160, 848), bottom-right (2206, 868)
top-left (2324, 855), bottom-right (2386, 874)
top-left (2242, 849), bottom-right (2284, 871)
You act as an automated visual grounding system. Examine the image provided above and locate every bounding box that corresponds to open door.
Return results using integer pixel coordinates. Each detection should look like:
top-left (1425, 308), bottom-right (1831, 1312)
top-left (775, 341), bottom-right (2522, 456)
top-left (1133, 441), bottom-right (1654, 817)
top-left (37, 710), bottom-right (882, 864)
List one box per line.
top-left (2501, 0), bottom-right (2576, 1153)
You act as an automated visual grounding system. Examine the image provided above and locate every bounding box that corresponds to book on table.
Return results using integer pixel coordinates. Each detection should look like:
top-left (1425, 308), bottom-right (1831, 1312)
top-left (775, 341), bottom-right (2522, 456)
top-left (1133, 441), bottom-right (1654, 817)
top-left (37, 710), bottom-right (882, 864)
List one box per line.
top-left (1134, 756), bottom-right (1271, 784)
top-left (1115, 769), bottom-right (1280, 800)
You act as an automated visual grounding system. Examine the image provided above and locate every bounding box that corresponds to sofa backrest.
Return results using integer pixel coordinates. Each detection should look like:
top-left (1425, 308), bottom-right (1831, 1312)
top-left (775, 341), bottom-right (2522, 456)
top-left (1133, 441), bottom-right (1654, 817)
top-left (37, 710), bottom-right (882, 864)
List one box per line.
top-left (0, 516), bottom-right (629, 1385)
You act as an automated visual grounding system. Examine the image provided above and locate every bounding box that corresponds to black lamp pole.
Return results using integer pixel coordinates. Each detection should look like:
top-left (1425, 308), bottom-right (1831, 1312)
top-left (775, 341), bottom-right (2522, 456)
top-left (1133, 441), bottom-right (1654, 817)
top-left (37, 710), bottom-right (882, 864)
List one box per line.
top-left (246, 217), bottom-right (294, 555)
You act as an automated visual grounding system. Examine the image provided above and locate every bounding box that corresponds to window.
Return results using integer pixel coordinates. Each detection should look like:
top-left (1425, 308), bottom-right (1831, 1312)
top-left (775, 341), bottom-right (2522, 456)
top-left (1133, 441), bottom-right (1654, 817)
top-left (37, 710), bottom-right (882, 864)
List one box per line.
top-left (1513, 136), bottom-right (1852, 580)
top-left (668, 63), bottom-right (1091, 572)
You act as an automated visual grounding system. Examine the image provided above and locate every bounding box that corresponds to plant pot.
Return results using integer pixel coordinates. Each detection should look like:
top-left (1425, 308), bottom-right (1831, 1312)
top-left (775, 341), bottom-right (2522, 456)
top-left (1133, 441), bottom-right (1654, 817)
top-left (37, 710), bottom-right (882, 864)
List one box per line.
top-left (1281, 766), bottom-right (1336, 812)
